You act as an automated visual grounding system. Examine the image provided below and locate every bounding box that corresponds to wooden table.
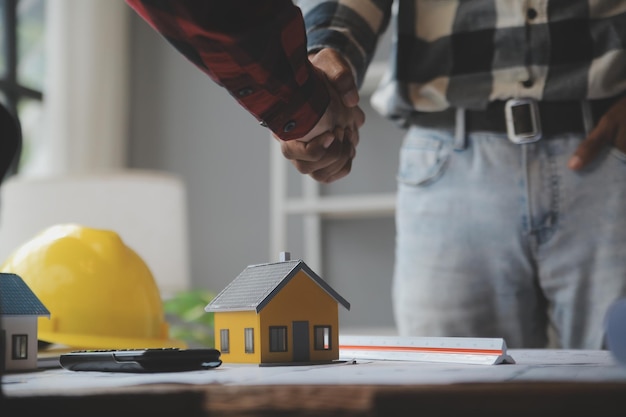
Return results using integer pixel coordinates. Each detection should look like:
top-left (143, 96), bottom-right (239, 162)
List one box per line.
top-left (3, 349), bottom-right (626, 417)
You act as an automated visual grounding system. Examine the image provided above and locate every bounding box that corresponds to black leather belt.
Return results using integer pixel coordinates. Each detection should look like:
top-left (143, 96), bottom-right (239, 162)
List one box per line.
top-left (408, 96), bottom-right (621, 144)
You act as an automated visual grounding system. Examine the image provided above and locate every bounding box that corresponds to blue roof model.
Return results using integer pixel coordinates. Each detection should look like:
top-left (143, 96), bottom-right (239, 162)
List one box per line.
top-left (0, 272), bottom-right (50, 316)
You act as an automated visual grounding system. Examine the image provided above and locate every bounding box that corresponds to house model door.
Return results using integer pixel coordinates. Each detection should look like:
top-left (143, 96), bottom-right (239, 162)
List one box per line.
top-left (292, 321), bottom-right (309, 362)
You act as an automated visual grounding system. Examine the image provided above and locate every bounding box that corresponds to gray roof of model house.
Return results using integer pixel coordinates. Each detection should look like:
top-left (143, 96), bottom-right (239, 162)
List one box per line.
top-left (205, 258), bottom-right (350, 313)
top-left (0, 273), bottom-right (50, 316)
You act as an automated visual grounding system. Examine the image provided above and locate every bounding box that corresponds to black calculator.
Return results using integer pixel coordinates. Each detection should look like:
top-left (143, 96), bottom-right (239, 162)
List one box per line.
top-left (59, 348), bottom-right (221, 373)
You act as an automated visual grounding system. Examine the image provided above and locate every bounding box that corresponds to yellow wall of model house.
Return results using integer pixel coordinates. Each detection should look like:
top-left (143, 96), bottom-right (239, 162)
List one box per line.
top-left (259, 271), bottom-right (339, 363)
top-left (214, 310), bottom-right (260, 363)
top-left (213, 271), bottom-right (340, 364)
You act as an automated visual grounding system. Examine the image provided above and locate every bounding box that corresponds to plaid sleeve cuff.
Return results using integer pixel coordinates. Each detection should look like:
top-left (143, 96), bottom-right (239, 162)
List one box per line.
top-left (207, 5), bottom-right (331, 141)
top-left (228, 62), bottom-right (330, 141)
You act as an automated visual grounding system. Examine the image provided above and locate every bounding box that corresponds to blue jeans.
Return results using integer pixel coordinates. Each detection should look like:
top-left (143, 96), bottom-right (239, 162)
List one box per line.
top-left (393, 126), bottom-right (626, 349)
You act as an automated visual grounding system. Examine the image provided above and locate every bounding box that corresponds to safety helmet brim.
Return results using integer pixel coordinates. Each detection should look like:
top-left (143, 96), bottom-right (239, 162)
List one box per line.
top-left (38, 330), bottom-right (187, 350)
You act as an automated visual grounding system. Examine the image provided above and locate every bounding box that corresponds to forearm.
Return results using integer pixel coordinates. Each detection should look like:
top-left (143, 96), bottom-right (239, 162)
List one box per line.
top-left (126, 0), bottom-right (329, 140)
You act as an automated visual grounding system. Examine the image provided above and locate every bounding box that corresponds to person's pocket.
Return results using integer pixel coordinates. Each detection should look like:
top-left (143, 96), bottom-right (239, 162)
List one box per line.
top-left (396, 128), bottom-right (451, 186)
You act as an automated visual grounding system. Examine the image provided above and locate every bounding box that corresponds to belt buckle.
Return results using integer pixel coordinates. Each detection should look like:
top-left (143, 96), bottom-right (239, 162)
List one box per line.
top-left (504, 98), bottom-right (542, 144)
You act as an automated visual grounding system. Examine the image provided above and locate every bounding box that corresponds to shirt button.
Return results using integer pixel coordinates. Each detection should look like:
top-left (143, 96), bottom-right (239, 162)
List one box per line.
top-left (526, 8), bottom-right (538, 20)
top-left (283, 121), bottom-right (296, 132)
top-left (237, 87), bottom-right (254, 97)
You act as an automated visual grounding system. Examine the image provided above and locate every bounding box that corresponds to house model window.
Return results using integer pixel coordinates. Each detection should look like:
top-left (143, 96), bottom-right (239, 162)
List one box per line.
top-left (12, 334), bottom-right (28, 360)
top-left (205, 252), bottom-right (350, 364)
top-left (220, 329), bottom-right (230, 353)
top-left (314, 326), bottom-right (332, 351)
top-left (269, 326), bottom-right (288, 352)
top-left (244, 328), bottom-right (254, 353)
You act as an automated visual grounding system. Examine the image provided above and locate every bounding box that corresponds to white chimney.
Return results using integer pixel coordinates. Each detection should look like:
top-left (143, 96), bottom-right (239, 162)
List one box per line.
top-left (279, 251), bottom-right (291, 262)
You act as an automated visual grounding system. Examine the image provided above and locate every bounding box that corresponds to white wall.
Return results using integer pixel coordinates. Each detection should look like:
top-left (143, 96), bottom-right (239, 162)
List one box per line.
top-left (126, 13), bottom-right (403, 331)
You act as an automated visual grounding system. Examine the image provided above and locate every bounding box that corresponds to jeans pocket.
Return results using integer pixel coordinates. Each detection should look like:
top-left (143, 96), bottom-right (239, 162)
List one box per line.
top-left (396, 129), bottom-right (451, 187)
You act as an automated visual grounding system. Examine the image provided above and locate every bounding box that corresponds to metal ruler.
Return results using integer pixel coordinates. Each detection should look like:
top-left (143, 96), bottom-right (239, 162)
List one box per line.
top-left (339, 335), bottom-right (515, 365)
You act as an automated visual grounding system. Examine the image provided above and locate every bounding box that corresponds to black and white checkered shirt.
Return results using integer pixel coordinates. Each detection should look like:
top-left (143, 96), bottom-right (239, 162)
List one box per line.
top-left (300, 0), bottom-right (626, 121)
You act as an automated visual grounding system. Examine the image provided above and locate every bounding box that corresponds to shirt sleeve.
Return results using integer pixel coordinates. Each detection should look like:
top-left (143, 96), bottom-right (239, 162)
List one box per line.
top-left (125, 0), bottom-right (329, 141)
top-left (299, 0), bottom-right (393, 87)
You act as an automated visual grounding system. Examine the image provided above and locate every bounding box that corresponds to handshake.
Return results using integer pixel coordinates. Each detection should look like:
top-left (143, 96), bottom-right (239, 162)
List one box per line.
top-left (275, 48), bottom-right (365, 184)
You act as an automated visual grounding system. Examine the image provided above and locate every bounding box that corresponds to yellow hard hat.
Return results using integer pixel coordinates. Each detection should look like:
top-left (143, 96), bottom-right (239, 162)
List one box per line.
top-left (0, 223), bottom-right (186, 349)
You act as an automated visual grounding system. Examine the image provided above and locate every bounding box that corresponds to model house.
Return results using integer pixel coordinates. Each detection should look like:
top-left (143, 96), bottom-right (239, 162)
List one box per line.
top-left (0, 272), bottom-right (50, 372)
top-left (205, 252), bottom-right (350, 364)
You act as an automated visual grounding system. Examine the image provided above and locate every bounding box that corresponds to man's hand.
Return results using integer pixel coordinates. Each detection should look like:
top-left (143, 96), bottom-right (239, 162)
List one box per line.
top-left (276, 49), bottom-right (364, 183)
top-left (568, 96), bottom-right (626, 170)
top-left (310, 48), bottom-right (360, 108)
top-left (279, 126), bottom-right (359, 183)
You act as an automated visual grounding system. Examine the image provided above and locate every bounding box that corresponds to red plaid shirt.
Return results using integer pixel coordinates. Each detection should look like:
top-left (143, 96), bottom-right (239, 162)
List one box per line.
top-left (125, 0), bottom-right (329, 140)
